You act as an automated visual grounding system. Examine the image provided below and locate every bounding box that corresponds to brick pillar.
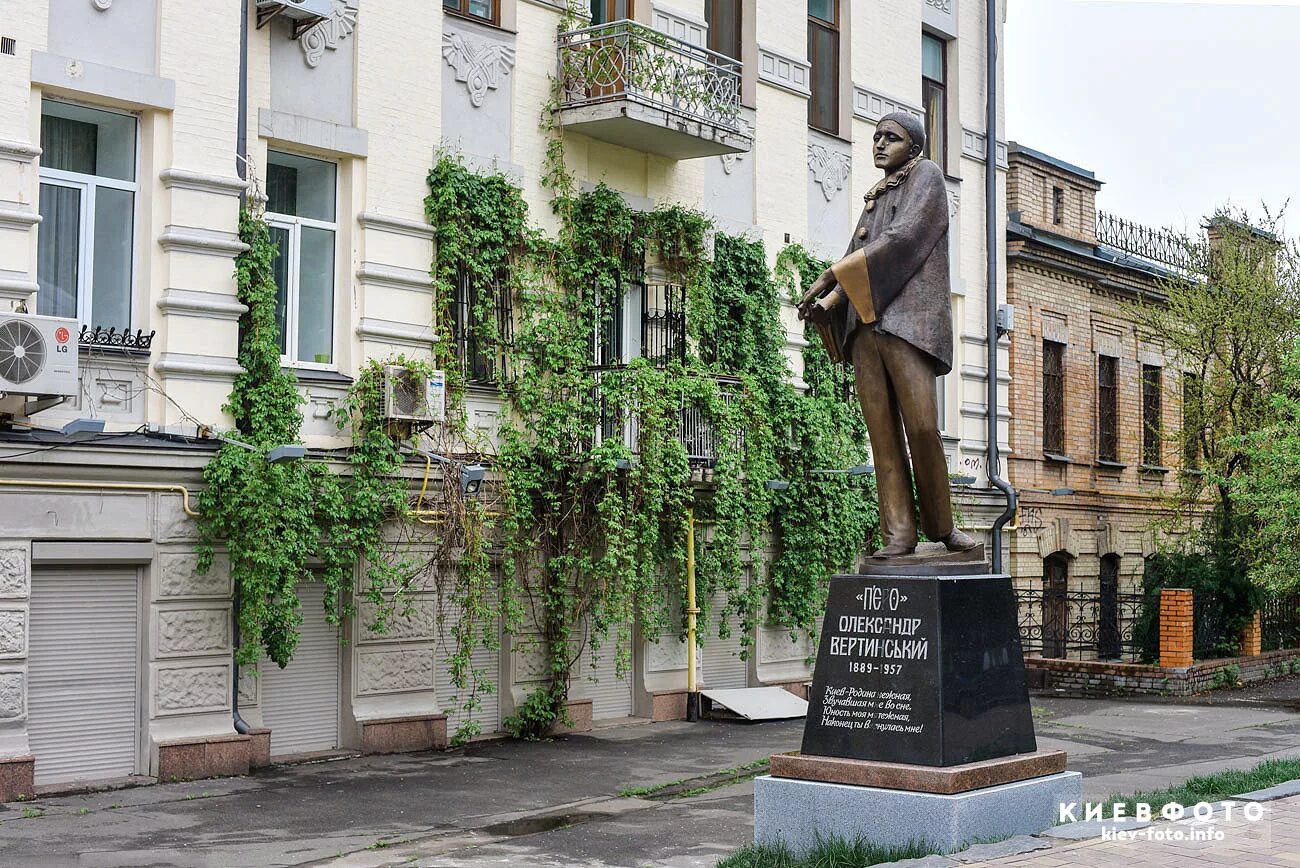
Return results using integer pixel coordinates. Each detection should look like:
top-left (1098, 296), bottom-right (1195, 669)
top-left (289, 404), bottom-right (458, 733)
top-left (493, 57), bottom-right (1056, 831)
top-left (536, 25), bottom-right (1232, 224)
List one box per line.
top-left (1159, 588), bottom-right (1194, 669)
top-left (1240, 611), bottom-right (1263, 657)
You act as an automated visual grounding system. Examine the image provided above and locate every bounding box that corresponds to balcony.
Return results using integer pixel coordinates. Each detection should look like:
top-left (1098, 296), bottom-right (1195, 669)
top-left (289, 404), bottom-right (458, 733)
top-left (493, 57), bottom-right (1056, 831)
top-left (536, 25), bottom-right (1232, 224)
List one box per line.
top-left (556, 20), bottom-right (751, 160)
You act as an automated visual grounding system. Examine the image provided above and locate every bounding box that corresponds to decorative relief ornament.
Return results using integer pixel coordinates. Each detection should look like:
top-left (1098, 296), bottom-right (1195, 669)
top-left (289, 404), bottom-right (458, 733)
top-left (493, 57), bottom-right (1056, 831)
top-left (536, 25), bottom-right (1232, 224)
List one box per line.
top-left (807, 145), bottom-right (852, 202)
top-left (926, 0), bottom-right (953, 12)
top-left (442, 32), bottom-right (517, 108)
top-left (92, 0), bottom-right (112, 9)
top-left (300, 0), bottom-right (358, 69)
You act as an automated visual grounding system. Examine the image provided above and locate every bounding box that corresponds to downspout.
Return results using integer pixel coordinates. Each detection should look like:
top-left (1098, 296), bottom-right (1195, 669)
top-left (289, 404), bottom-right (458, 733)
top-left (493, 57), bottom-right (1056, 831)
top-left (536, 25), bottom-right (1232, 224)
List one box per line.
top-left (231, 0), bottom-right (252, 737)
top-left (985, 0), bottom-right (1016, 573)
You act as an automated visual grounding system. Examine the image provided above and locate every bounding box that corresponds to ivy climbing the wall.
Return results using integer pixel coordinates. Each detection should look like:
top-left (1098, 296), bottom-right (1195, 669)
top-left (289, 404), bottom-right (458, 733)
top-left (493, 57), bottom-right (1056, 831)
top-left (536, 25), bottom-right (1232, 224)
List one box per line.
top-left (198, 209), bottom-right (429, 669)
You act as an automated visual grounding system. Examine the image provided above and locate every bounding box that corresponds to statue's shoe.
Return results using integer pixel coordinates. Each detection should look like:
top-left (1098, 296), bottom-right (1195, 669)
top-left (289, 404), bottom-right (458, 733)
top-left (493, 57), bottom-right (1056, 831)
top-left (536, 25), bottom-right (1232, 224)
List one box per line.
top-left (939, 527), bottom-right (979, 552)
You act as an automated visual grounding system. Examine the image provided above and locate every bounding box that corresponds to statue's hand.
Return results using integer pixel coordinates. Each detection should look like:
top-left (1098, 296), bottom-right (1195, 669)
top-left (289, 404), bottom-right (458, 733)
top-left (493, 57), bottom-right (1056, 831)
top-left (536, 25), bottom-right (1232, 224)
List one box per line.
top-left (805, 288), bottom-right (846, 324)
top-left (797, 268), bottom-right (838, 320)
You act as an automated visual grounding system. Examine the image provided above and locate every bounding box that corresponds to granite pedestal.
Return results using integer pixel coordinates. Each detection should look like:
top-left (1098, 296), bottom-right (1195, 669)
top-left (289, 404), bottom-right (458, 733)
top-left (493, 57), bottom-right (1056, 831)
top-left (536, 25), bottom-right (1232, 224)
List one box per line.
top-left (754, 770), bottom-right (1083, 855)
top-left (755, 548), bottom-right (1075, 854)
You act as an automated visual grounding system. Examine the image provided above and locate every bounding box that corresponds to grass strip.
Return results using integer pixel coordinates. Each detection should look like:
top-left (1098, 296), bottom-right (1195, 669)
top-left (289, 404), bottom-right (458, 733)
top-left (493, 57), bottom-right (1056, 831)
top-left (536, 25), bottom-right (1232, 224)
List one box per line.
top-left (716, 836), bottom-right (937, 868)
top-left (1108, 757), bottom-right (1300, 814)
top-left (619, 758), bottom-right (771, 800)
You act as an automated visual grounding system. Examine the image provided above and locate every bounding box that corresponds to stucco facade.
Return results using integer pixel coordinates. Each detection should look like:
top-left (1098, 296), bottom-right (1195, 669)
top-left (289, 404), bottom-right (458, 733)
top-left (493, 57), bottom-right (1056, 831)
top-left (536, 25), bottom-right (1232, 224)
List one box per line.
top-left (0, 0), bottom-right (1007, 792)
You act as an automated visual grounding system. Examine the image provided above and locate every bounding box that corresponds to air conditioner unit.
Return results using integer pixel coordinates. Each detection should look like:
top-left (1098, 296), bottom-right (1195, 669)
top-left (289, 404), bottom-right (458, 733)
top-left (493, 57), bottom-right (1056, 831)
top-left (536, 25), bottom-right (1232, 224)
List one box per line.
top-left (0, 313), bottom-right (79, 397)
top-left (383, 366), bottom-right (446, 425)
top-left (256, 0), bottom-right (333, 23)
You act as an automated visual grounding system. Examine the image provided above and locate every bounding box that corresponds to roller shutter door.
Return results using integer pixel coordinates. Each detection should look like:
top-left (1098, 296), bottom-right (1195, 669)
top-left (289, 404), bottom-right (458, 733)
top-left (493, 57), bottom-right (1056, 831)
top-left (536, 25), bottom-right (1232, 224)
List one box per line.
top-left (702, 591), bottom-right (749, 690)
top-left (575, 638), bottom-right (634, 720)
top-left (259, 582), bottom-right (340, 756)
top-left (28, 569), bottom-right (141, 785)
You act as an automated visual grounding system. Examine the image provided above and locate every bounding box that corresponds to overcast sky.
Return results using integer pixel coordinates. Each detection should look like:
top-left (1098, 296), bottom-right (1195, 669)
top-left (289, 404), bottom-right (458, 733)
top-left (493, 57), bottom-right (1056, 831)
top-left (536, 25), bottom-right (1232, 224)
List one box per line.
top-left (1005, 0), bottom-right (1300, 237)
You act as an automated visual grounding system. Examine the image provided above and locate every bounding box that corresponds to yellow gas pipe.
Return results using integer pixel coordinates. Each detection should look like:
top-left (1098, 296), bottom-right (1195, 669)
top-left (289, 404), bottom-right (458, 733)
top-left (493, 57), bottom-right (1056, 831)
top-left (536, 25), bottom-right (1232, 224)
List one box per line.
top-left (686, 506), bottom-right (701, 722)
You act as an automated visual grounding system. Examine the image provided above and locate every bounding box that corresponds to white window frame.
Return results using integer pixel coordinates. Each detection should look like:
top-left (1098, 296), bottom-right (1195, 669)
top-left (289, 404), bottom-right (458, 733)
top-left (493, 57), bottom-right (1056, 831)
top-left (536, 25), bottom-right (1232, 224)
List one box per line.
top-left (36, 104), bottom-right (140, 328)
top-left (264, 156), bottom-right (339, 371)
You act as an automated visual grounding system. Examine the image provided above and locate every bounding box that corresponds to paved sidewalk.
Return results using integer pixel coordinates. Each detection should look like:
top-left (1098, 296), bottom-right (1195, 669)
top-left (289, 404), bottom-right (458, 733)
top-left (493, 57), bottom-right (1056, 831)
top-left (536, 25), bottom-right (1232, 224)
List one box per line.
top-left (1, 691), bottom-right (1298, 866)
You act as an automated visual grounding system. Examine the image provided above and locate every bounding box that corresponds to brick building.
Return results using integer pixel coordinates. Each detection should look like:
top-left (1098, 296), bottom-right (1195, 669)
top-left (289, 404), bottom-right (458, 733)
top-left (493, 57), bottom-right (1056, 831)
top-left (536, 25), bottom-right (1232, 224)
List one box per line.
top-left (1004, 143), bottom-right (1190, 662)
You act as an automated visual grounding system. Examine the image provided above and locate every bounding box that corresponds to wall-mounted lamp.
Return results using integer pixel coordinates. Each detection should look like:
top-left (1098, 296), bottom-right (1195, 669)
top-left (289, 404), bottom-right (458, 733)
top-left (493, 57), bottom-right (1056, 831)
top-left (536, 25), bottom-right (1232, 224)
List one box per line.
top-left (219, 434), bottom-right (306, 464)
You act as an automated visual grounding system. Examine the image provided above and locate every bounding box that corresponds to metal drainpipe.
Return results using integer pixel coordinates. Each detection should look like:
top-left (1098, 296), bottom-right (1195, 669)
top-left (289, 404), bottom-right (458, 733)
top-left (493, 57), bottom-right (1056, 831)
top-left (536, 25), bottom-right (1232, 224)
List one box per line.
top-left (985, 0), bottom-right (1016, 574)
top-left (231, 0), bottom-right (252, 737)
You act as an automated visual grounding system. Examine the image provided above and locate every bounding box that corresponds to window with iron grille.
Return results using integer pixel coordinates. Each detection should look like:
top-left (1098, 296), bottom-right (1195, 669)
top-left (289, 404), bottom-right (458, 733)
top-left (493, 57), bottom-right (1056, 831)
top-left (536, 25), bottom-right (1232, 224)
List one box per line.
top-left (1052, 186), bottom-right (1065, 225)
top-left (641, 282), bottom-right (685, 366)
top-left (1182, 372), bottom-right (1202, 470)
top-left (450, 267), bottom-right (512, 386)
top-left (1042, 340), bottom-right (1065, 455)
top-left (1097, 355), bottom-right (1119, 462)
top-left (1042, 555), bottom-right (1069, 659)
top-left (1142, 363), bottom-right (1162, 466)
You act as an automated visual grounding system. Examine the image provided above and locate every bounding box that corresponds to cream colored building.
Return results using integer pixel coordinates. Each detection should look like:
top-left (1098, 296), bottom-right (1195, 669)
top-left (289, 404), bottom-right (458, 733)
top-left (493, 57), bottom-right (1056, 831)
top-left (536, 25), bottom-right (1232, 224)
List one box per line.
top-left (0, 0), bottom-right (1007, 793)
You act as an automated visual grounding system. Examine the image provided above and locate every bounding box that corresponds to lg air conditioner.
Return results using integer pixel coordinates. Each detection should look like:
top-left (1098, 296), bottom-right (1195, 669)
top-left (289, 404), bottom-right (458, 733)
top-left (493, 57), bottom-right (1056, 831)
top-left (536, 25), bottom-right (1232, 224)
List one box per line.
top-left (383, 366), bottom-right (446, 425)
top-left (0, 313), bottom-right (79, 397)
top-left (256, 0), bottom-right (333, 23)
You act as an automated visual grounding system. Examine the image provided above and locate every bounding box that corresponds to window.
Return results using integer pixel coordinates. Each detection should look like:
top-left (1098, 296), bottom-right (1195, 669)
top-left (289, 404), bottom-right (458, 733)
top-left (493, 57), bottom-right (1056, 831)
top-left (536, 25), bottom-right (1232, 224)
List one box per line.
top-left (1182, 373), bottom-right (1203, 470)
top-left (443, 0), bottom-right (498, 24)
top-left (808, 0), bottom-right (839, 134)
top-left (1098, 554), bottom-right (1121, 659)
top-left (450, 268), bottom-right (512, 386)
top-left (1052, 187), bottom-right (1065, 225)
top-left (589, 0), bottom-right (631, 25)
top-left (1097, 355), bottom-right (1119, 462)
top-left (37, 100), bottom-right (137, 327)
top-left (641, 282), bottom-right (685, 366)
top-left (1043, 340), bottom-right (1066, 456)
top-left (1142, 364), bottom-right (1162, 466)
top-left (921, 33), bottom-right (947, 166)
top-left (266, 151), bottom-right (337, 367)
top-left (706, 0), bottom-right (742, 62)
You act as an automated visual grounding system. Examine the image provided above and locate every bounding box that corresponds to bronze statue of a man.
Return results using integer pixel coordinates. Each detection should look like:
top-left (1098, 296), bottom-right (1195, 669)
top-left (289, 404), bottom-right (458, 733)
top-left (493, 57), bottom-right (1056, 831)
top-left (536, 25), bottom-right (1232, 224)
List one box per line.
top-left (798, 112), bottom-right (977, 558)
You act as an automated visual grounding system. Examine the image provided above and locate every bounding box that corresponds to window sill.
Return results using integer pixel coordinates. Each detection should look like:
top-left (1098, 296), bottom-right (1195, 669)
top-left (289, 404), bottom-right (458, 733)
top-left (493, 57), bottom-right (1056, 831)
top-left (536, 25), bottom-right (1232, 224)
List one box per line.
top-left (1180, 468), bottom-right (1205, 478)
top-left (808, 124), bottom-right (849, 145)
top-left (1095, 459), bottom-right (1126, 471)
top-left (442, 8), bottom-right (515, 35)
top-left (1043, 452), bottom-right (1070, 464)
top-left (1140, 464), bottom-right (1171, 475)
top-left (285, 367), bottom-right (354, 387)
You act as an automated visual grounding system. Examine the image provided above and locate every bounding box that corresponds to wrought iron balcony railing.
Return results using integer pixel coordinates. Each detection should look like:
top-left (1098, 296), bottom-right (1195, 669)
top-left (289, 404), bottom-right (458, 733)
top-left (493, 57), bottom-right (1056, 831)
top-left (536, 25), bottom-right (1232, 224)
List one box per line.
top-left (1096, 211), bottom-right (1196, 275)
top-left (592, 369), bottom-right (743, 466)
top-left (557, 20), bottom-right (744, 135)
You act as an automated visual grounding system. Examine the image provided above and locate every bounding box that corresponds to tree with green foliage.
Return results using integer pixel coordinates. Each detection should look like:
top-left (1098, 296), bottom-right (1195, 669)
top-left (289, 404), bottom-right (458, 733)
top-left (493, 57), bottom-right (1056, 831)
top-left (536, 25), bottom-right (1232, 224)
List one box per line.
top-left (1129, 210), bottom-right (1299, 598)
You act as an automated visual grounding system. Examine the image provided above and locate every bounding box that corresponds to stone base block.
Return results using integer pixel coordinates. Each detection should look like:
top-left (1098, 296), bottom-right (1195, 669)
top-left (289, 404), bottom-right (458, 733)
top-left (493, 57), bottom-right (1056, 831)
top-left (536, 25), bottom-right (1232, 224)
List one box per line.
top-left (770, 750), bottom-right (1067, 795)
top-left (754, 771), bottom-right (1083, 855)
top-left (157, 735), bottom-right (251, 783)
top-left (360, 715), bottom-right (448, 754)
top-left (546, 698), bottom-right (593, 735)
top-left (248, 728), bottom-right (272, 769)
top-left (0, 755), bottom-right (34, 803)
top-left (651, 691), bottom-right (687, 721)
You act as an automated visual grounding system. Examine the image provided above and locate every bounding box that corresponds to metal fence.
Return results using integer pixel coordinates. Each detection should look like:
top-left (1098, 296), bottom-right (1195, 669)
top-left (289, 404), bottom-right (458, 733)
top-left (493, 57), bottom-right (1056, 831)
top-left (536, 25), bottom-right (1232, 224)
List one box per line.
top-left (557, 20), bottom-right (743, 132)
top-left (1192, 591), bottom-right (1237, 660)
top-left (1262, 593), bottom-right (1300, 652)
top-left (1095, 211), bottom-right (1196, 275)
top-left (1016, 588), bottom-right (1147, 661)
